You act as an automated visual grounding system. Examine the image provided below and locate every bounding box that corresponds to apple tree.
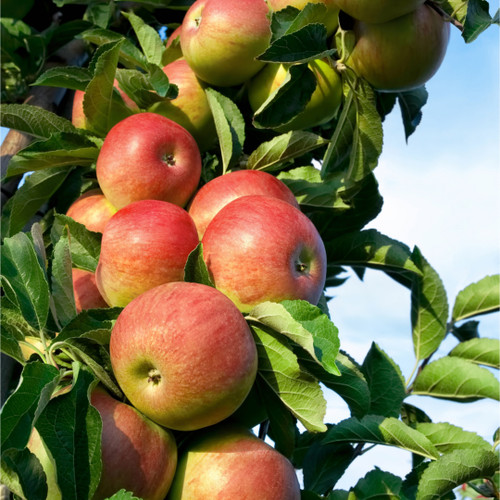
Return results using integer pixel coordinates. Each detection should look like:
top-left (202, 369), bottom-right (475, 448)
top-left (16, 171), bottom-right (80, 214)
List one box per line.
top-left (1, 0), bottom-right (499, 499)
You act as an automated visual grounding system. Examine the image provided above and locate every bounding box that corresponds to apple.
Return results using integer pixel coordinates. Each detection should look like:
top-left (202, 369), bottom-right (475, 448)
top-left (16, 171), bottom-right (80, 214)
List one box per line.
top-left (167, 424), bottom-right (301, 499)
top-left (109, 281), bottom-right (258, 431)
top-left (180, 0), bottom-right (272, 87)
top-left (72, 268), bottom-right (108, 313)
top-left (91, 386), bottom-right (178, 500)
top-left (66, 189), bottom-right (116, 233)
top-left (95, 200), bottom-right (199, 307)
top-left (96, 112), bottom-right (202, 210)
top-left (248, 58), bottom-right (342, 132)
top-left (164, 25), bottom-right (183, 63)
top-left (202, 195), bottom-right (327, 312)
top-left (331, 0), bottom-right (424, 24)
top-left (147, 59), bottom-right (216, 151)
top-left (348, 5), bottom-right (450, 92)
top-left (188, 170), bottom-right (299, 239)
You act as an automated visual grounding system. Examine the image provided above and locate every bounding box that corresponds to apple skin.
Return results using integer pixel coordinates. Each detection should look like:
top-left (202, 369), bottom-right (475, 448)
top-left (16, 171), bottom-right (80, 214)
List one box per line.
top-left (188, 170), bottom-right (299, 239)
top-left (96, 112), bottom-right (201, 210)
top-left (109, 281), bottom-right (258, 431)
top-left (167, 424), bottom-right (301, 500)
top-left (147, 59), bottom-right (216, 152)
top-left (95, 200), bottom-right (199, 308)
top-left (248, 59), bottom-right (342, 132)
top-left (331, 0), bottom-right (424, 23)
top-left (66, 189), bottom-right (116, 233)
top-left (72, 268), bottom-right (108, 313)
top-left (348, 5), bottom-right (450, 92)
top-left (202, 195), bottom-right (327, 313)
top-left (91, 387), bottom-right (178, 500)
top-left (180, 0), bottom-right (272, 87)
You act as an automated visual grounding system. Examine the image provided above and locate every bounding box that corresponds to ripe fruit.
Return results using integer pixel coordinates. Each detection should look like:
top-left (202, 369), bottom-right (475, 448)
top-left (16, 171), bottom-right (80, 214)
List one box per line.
top-left (109, 281), bottom-right (258, 431)
top-left (91, 387), bottom-right (178, 500)
top-left (248, 59), bottom-right (342, 132)
top-left (66, 189), bottom-right (116, 233)
top-left (348, 5), bottom-right (450, 92)
top-left (72, 268), bottom-right (108, 313)
top-left (95, 200), bottom-right (199, 307)
top-left (180, 0), bottom-right (272, 87)
top-left (331, 0), bottom-right (424, 24)
top-left (167, 424), bottom-right (301, 499)
top-left (96, 112), bottom-right (202, 210)
top-left (202, 195), bottom-right (327, 312)
top-left (148, 59), bottom-right (216, 151)
top-left (188, 170), bottom-right (299, 239)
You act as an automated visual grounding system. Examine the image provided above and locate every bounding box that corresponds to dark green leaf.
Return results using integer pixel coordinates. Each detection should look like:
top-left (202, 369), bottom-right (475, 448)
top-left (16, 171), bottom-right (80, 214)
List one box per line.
top-left (1, 301), bottom-right (31, 364)
top-left (32, 66), bottom-right (92, 91)
top-left (353, 468), bottom-right (403, 499)
top-left (85, 1), bottom-right (114, 29)
top-left (463, 0), bottom-right (498, 42)
top-left (269, 3), bottom-right (328, 42)
top-left (397, 87), bottom-right (429, 141)
top-left (451, 320), bottom-right (480, 342)
top-left (183, 243), bottom-right (215, 287)
top-left (448, 337), bottom-right (499, 368)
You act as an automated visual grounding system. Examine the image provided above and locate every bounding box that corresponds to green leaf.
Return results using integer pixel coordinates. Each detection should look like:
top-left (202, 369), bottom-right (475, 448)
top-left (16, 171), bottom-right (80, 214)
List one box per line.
top-left (105, 490), bottom-right (141, 500)
top-left (361, 342), bottom-right (406, 418)
top-left (1, 232), bottom-right (50, 330)
top-left (416, 448), bottom-right (499, 500)
top-left (353, 468), bottom-right (403, 499)
top-left (323, 415), bottom-right (440, 460)
top-left (452, 274), bottom-right (500, 322)
top-left (410, 247), bottom-right (449, 361)
top-left (451, 320), bottom-right (480, 342)
top-left (252, 326), bottom-right (327, 432)
top-left (1, 301), bottom-right (34, 364)
top-left (248, 300), bottom-right (340, 375)
top-left (183, 243), bottom-right (215, 287)
top-left (412, 356), bottom-right (500, 401)
top-left (32, 66), bottom-right (92, 91)
top-left (85, 1), bottom-right (115, 29)
top-left (205, 88), bottom-right (245, 173)
top-left (35, 364), bottom-right (102, 500)
top-left (448, 337), bottom-right (499, 369)
top-left (463, 0), bottom-right (498, 42)
top-left (396, 87), bottom-right (429, 141)
top-left (1, 362), bottom-right (60, 454)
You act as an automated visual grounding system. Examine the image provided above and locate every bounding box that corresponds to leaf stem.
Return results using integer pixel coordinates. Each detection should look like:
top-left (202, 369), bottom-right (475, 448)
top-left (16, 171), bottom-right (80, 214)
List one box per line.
top-left (426, 0), bottom-right (464, 32)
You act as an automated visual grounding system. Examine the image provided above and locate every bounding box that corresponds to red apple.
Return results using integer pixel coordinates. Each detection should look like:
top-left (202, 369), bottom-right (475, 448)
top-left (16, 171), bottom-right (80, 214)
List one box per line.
top-left (248, 58), bottom-right (342, 132)
top-left (147, 59), bottom-right (216, 151)
top-left (95, 200), bottom-right (199, 307)
top-left (95, 112), bottom-right (201, 210)
top-left (109, 281), bottom-right (258, 431)
top-left (72, 268), bottom-right (108, 313)
top-left (167, 424), bottom-right (301, 499)
top-left (188, 170), bottom-right (299, 239)
top-left (348, 5), bottom-right (450, 92)
top-left (91, 387), bottom-right (178, 500)
top-left (180, 0), bottom-right (272, 87)
top-left (331, 0), bottom-right (425, 24)
top-left (202, 195), bottom-right (327, 312)
top-left (66, 189), bottom-right (116, 233)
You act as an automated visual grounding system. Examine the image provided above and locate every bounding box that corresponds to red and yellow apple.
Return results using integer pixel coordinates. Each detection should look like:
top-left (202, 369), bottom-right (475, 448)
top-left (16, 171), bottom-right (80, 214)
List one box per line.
top-left (331, 0), bottom-right (424, 24)
top-left (180, 0), bottom-right (272, 87)
top-left (167, 424), bottom-right (301, 499)
top-left (66, 189), bottom-right (116, 233)
top-left (72, 268), bottom-right (108, 313)
top-left (202, 195), bottom-right (327, 312)
top-left (109, 281), bottom-right (258, 431)
top-left (95, 200), bottom-right (199, 307)
top-left (96, 112), bottom-right (202, 210)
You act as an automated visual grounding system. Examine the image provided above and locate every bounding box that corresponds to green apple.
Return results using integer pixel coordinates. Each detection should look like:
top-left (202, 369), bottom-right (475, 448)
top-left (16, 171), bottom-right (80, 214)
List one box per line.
top-left (332, 0), bottom-right (425, 23)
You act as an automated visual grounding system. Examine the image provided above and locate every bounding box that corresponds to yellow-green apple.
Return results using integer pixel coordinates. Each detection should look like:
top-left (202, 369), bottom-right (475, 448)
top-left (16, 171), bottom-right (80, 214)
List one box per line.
top-left (147, 59), bottom-right (216, 151)
top-left (95, 200), bottom-right (199, 307)
top-left (248, 59), bottom-right (342, 132)
top-left (348, 5), bottom-right (450, 92)
top-left (188, 170), bottom-right (299, 239)
top-left (91, 386), bottom-right (178, 500)
top-left (96, 112), bottom-right (202, 210)
top-left (72, 268), bottom-right (108, 313)
top-left (109, 281), bottom-right (258, 431)
top-left (180, 0), bottom-right (272, 87)
top-left (66, 189), bottom-right (116, 233)
top-left (331, 0), bottom-right (424, 24)
top-left (202, 195), bottom-right (327, 312)
top-left (268, 0), bottom-right (339, 35)
top-left (164, 25), bottom-right (183, 63)
top-left (167, 424), bottom-right (301, 499)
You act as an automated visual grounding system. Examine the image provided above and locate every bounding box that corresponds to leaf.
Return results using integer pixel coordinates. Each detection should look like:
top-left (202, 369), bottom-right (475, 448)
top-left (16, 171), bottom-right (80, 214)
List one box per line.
top-left (183, 243), bottom-right (215, 287)
top-left (1, 362), bottom-right (60, 454)
top-left (416, 448), bottom-right (499, 500)
top-left (396, 87), bottom-right (429, 141)
top-left (246, 131), bottom-right (329, 172)
top-left (1, 232), bottom-right (50, 330)
top-left (463, 0), bottom-right (498, 42)
top-left (412, 356), bottom-right (500, 401)
top-left (451, 320), bottom-right (480, 342)
top-left (361, 343), bottom-right (406, 418)
top-left (448, 337), bottom-right (499, 368)
top-left (410, 247), bottom-right (449, 361)
top-left (105, 490), bottom-right (141, 500)
top-left (32, 66), bottom-right (92, 91)
top-left (248, 300), bottom-right (340, 375)
top-left (251, 326), bottom-right (327, 432)
top-left (1, 301), bottom-right (35, 364)
top-left (353, 468), bottom-right (403, 499)
top-left (452, 274), bottom-right (500, 322)
top-left (323, 415), bottom-right (440, 460)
